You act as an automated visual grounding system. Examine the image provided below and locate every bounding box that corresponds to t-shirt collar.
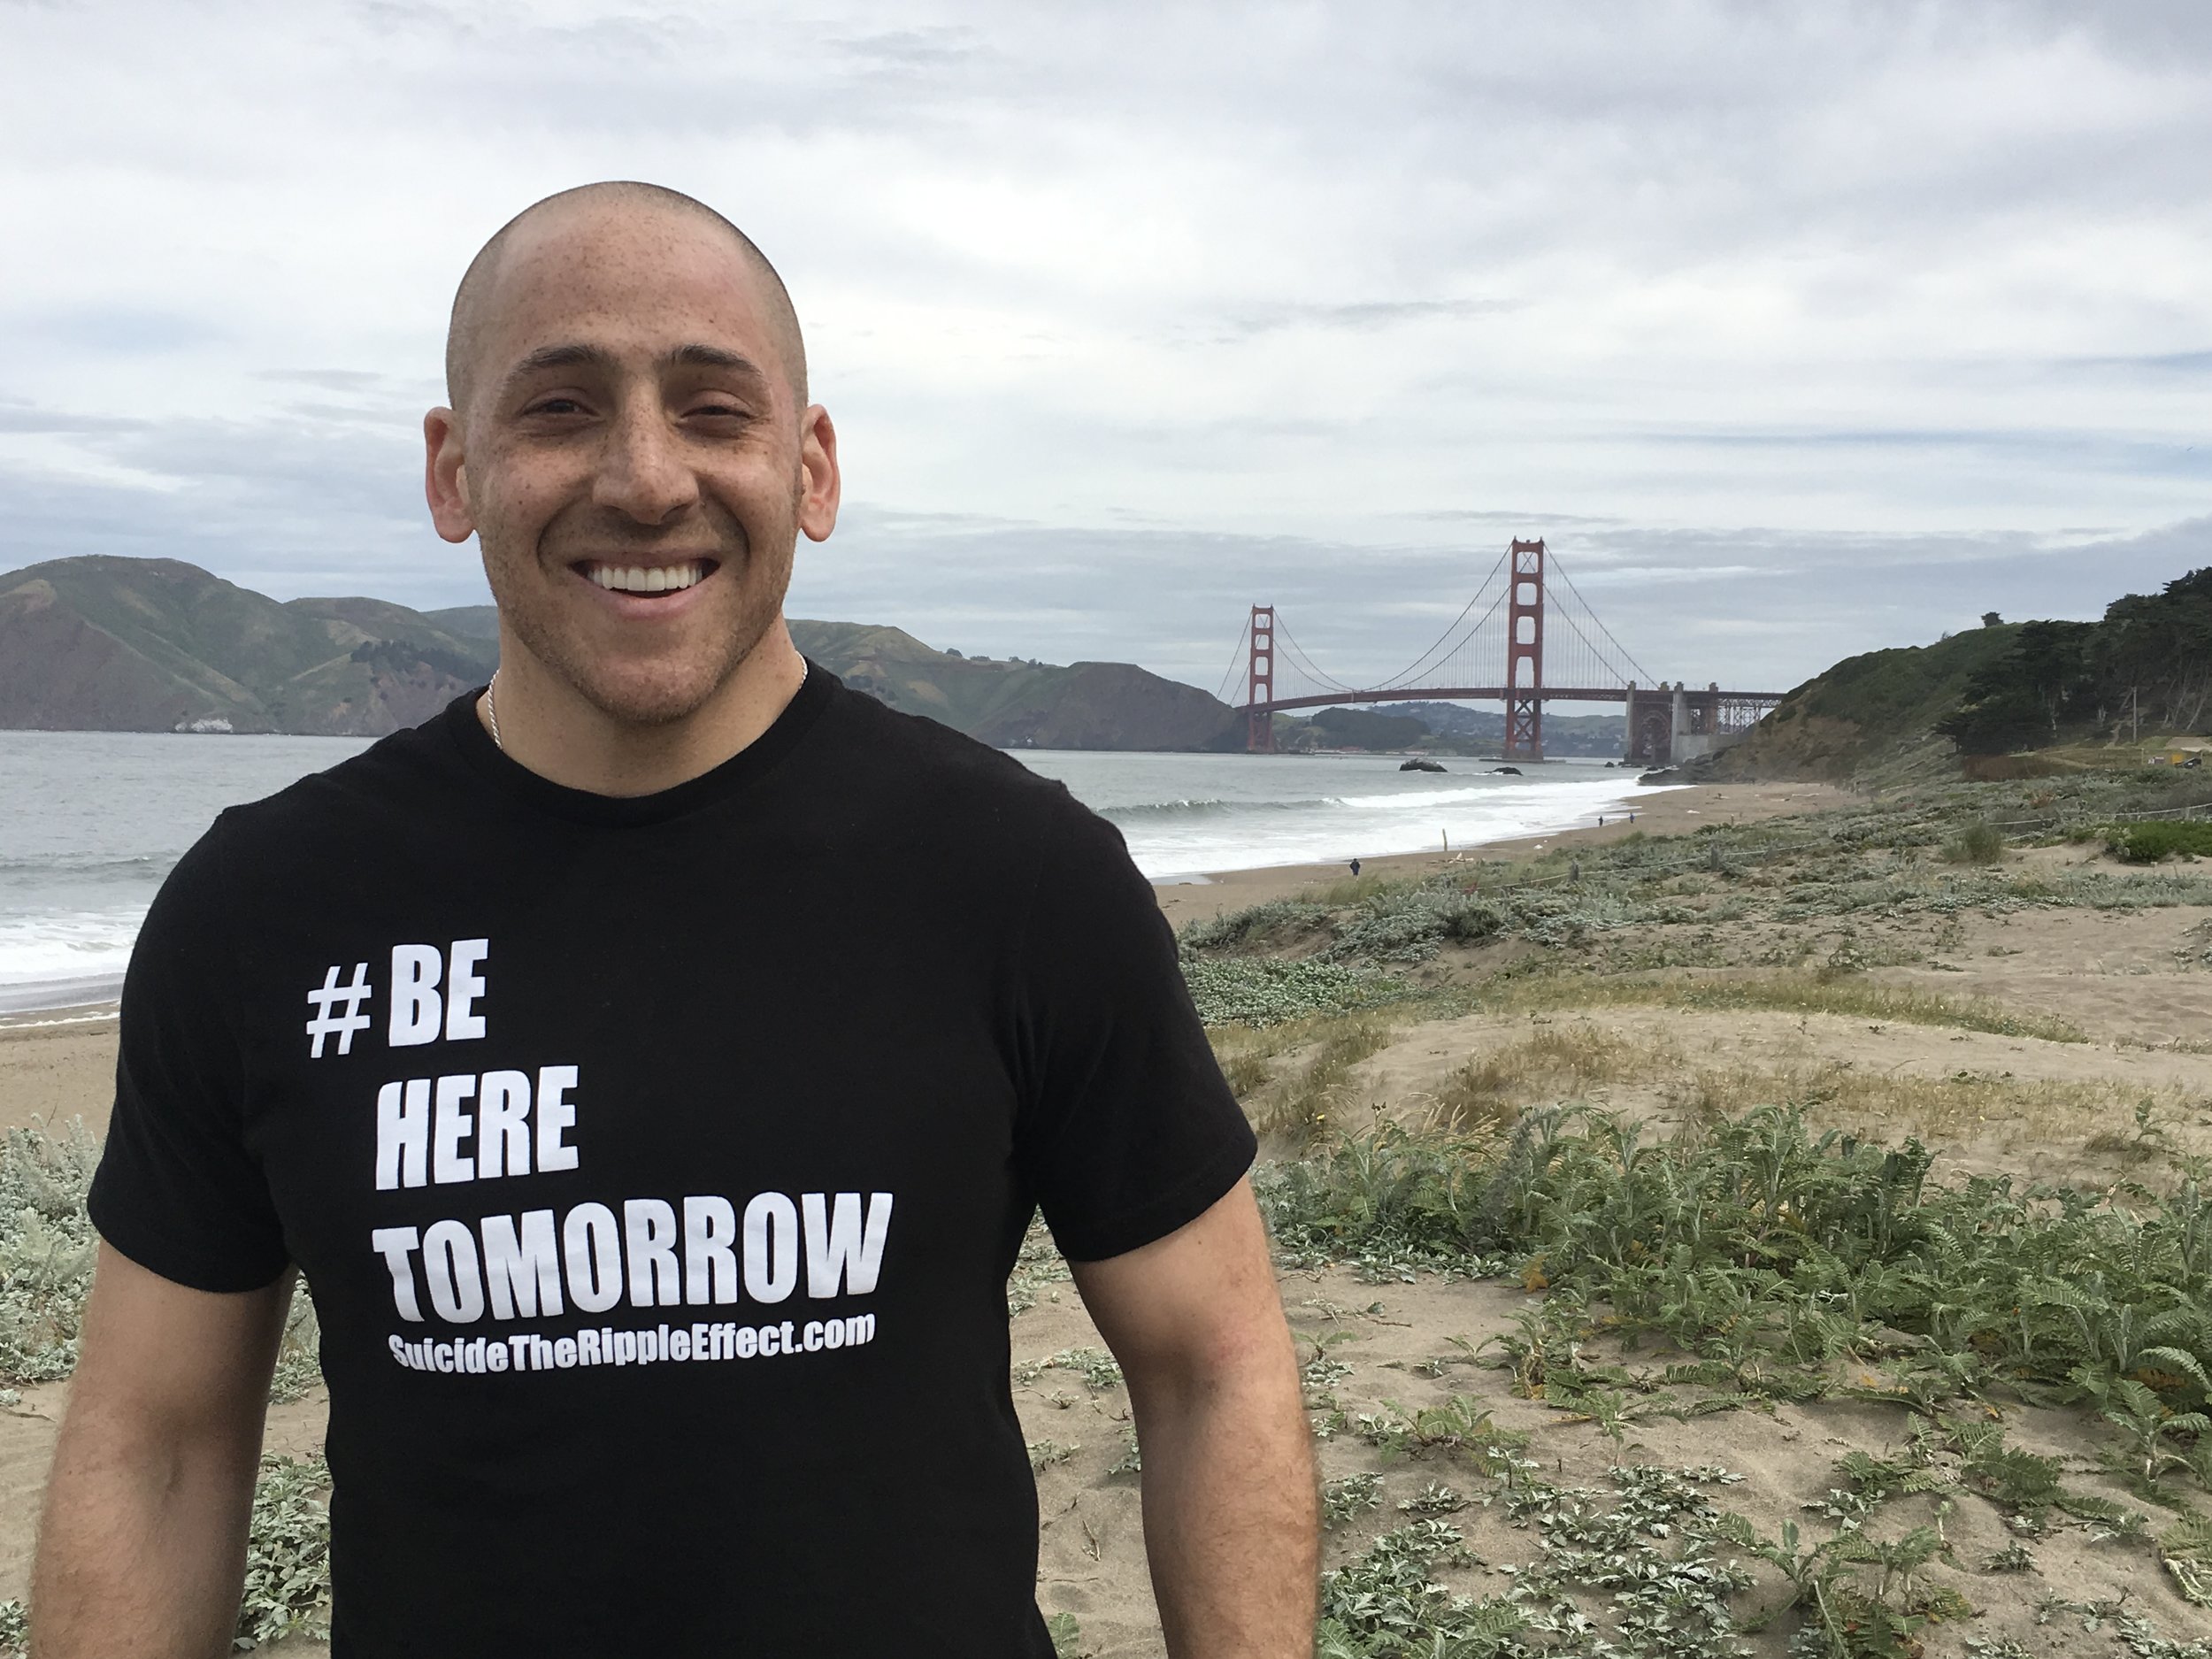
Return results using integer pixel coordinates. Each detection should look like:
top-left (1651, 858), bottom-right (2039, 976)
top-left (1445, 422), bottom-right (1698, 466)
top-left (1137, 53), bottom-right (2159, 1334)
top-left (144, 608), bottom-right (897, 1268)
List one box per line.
top-left (440, 658), bottom-right (836, 826)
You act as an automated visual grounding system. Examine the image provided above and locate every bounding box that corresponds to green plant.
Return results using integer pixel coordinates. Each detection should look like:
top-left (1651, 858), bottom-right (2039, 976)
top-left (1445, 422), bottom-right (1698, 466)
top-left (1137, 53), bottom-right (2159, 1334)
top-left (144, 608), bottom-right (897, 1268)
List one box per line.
top-left (1042, 1347), bottom-right (1122, 1392)
top-left (1315, 1519), bottom-right (1524, 1656)
top-left (0, 1118), bottom-right (101, 1383)
top-left (1044, 1609), bottom-right (1087, 1657)
top-left (1026, 1439), bottom-right (1078, 1471)
top-left (1178, 897), bottom-right (1329, 952)
top-left (2110, 820), bottom-right (2212, 864)
top-left (268, 1285), bottom-right (322, 1403)
top-left (2159, 1513), bottom-right (2212, 1608)
top-left (1181, 957), bottom-right (1407, 1027)
top-left (1396, 1481), bottom-right (1469, 1516)
top-left (234, 1452), bottom-right (333, 1649)
top-left (2100, 1378), bottom-right (2211, 1488)
top-left (1263, 1103), bottom-right (2212, 1435)
top-left (1322, 1471), bottom-right (1383, 1528)
top-left (1940, 821), bottom-right (2007, 864)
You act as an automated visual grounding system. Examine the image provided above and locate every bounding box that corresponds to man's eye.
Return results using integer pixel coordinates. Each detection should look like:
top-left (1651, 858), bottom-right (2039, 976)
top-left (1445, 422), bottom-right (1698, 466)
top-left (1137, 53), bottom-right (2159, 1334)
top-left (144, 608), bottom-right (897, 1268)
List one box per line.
top-left (525, 397), bottom-right (586, 417)
top-left (689, 402), bottom-right (749, 419)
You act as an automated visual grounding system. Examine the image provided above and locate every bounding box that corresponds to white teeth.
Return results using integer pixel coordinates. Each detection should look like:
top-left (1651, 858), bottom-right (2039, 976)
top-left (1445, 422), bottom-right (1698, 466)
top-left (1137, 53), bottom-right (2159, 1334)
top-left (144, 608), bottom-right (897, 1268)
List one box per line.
top-left (590, 563), bottom-right (702, 593)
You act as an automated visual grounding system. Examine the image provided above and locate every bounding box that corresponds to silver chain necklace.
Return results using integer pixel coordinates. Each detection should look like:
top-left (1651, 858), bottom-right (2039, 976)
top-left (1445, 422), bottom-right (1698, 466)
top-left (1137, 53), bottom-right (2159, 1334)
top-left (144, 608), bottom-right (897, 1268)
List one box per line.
top-left (481, 660), bottom-right (808, 756)
top-left (484, 670), bottom-right (504, 750)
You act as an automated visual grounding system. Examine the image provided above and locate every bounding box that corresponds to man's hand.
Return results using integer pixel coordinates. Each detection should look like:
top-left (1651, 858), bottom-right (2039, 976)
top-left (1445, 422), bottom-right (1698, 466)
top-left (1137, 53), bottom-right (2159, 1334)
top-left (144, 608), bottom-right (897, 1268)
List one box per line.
top-left (32, 1245), bottom-right (290, 1659)
top-left (1071, 1179), bottom-right (1316, 1656)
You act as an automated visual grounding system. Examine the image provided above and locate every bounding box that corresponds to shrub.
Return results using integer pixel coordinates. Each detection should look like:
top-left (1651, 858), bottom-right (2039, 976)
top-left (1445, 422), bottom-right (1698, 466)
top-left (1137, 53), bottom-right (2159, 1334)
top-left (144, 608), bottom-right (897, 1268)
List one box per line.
top-left (1180, 957), bottom-right (1404, 1027)
top-left (1940, 821), bottom-right (2006, 864)
top-left (1177, 898), bottom-right (1328, 952)
top-left (1262, 1103), bottom-right (2212, 1419)
top-left (0, 1119), bottom-right (101, 1383)
top-left (2108, 820), bottom-right (2212, 864)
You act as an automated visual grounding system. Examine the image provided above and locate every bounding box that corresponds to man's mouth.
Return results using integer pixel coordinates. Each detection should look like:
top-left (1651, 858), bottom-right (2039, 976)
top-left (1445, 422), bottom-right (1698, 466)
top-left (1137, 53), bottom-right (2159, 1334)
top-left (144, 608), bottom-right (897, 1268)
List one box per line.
top-left (578, 559), bottom-right (717, 595)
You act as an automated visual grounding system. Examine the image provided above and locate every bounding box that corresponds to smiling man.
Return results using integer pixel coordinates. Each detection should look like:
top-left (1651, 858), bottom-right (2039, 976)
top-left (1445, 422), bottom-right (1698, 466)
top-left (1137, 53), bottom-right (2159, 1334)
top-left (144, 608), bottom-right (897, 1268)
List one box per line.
top-left (33, 183), bottom-right (1317, 1656)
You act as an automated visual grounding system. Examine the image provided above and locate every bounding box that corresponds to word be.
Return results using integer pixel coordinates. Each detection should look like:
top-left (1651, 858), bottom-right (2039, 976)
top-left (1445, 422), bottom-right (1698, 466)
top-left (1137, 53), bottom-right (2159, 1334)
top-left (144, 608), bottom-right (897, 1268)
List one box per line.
top-left (390, 939), bottom-right (489, 1047)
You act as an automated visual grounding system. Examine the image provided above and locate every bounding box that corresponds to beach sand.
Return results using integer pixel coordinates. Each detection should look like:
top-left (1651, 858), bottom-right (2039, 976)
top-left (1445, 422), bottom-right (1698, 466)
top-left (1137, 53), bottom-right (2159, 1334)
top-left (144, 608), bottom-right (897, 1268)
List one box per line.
top-left (1154, 780), bottom-right (1852, 926)
top-left (4, 775), bottom-right (2210, 1652)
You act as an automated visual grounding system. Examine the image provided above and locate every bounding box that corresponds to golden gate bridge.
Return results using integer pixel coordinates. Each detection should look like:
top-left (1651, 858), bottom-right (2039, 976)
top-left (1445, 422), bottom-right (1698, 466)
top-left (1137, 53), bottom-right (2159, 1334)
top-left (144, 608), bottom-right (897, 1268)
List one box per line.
top-left (1215, 539), bottom-right (1784, 764)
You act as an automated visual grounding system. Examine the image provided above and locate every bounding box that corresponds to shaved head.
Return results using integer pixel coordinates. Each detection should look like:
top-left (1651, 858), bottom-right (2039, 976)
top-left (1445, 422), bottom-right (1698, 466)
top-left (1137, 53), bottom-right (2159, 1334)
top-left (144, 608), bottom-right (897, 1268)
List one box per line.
top-left (444, 181), bottom-right (808, 419)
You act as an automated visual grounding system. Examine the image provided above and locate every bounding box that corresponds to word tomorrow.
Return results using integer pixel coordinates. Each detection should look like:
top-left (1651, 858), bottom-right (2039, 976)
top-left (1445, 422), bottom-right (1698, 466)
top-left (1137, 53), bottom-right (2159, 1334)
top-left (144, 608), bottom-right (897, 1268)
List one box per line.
top-left (370, 1191), bottom-right (895, 1325)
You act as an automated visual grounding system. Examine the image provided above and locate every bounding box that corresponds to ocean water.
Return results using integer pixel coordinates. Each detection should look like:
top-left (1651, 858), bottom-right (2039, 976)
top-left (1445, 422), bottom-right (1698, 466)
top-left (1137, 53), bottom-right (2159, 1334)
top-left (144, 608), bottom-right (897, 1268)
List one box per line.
top-left (0, 732), bottom-right (375, 1011)
top-left (0, 730), bottom-right (1662, 1010)
top-left (1017, 750), bottom-right (1661, 878)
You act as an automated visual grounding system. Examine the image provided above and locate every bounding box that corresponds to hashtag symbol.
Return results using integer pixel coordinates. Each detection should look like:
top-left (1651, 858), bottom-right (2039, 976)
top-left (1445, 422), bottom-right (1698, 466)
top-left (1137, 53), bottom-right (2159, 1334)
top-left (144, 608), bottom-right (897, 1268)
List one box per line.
top-left (304, 963), bottom-right (374, 1059)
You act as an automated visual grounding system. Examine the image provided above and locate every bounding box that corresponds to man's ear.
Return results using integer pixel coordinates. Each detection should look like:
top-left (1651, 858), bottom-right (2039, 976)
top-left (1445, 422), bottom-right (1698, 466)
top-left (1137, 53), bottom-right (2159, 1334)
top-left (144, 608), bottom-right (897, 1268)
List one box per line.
top-left (797, 404), bottom-right (841, 544)
top-left (424, 408), bottom-right (476, 544)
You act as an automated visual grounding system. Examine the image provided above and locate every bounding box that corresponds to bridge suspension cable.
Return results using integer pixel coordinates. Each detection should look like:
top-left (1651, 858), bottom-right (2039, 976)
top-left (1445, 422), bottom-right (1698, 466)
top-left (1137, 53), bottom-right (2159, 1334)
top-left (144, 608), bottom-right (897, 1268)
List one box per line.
top-left (1272, 618), bottom-right (1357, 696)
top-left (1369, 547), bottom-right (1512, 693)
top-left (1212, 612), bottom-right (1254, 706)
top-left (1218, 536), bottom-right (1784, 762)
top-left (1548, 557), bottom-right (1659, 687)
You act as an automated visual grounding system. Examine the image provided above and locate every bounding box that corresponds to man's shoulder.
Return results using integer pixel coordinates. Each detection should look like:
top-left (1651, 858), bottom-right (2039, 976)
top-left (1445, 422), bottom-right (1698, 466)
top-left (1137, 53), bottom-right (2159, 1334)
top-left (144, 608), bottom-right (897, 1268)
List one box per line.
top-left (815, 679), bottom-right (1093, 831)
top-left (204, 703), bottom-right (472, 851)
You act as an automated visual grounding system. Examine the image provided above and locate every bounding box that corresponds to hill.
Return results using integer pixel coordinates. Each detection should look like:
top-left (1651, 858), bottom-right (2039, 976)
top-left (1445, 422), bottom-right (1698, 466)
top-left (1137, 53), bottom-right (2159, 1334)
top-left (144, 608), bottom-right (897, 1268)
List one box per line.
top-left (1694, 563), bottom-right (2212, 784)
top-left (1370, 700), bottom-right (1627, 757)
top-left (0, 557), bottom-right (498, 735)
top-left (1691, 623), bottom-right (2024, 784)
top-left (787, 619), bottom-right (1242, 750)
top-left (0, 557), bottom-right (1246, 749)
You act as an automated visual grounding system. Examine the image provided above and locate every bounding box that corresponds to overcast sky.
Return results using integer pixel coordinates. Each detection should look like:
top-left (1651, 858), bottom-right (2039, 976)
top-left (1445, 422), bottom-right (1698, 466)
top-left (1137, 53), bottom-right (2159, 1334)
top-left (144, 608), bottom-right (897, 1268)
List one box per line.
top-left (4, 1), bottom-right (2208, 699)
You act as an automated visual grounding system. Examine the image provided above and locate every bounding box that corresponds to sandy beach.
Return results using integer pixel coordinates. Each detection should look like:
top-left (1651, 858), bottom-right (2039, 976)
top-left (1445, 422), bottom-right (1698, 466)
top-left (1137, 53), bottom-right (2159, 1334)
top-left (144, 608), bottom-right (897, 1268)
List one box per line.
top-left (1155, 780), bottom-right (1854, 926)
top-left (5, 773), bottom-right (2212, 1654)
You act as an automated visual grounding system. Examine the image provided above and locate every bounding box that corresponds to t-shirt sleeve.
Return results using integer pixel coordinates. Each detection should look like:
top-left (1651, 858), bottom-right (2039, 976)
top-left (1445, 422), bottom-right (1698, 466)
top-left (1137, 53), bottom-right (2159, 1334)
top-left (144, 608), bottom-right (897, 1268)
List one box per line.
top-left (1012, 798), bottom-right (1256, 1263)
top-left (88, 820), bottom-right (290, 1293)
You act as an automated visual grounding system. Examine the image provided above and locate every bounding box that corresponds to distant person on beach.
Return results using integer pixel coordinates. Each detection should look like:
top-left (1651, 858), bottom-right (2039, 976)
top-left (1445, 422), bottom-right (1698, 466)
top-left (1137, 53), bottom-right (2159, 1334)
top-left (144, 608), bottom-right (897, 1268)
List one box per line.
top-left (1349, 857), bottom-right (1362, 876)
top-left (36, 183), bottom-right (1314, 1657)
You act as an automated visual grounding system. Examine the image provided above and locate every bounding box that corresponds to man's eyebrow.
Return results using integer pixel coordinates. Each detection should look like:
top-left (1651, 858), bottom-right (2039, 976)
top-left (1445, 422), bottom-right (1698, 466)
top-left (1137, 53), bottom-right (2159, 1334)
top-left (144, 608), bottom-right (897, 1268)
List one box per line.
top-left (665, 342), bottom-right (771, 381)
top-left (499, 342), bottom-right (614, 392)
top-left (497, 342), bottom-right (772, 396)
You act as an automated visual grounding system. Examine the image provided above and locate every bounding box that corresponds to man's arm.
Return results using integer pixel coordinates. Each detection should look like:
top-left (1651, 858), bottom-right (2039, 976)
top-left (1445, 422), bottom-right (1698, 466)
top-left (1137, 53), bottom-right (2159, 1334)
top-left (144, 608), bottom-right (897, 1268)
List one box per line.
top-left (1070, 1178), bottom-right (1316, 1657)
top-left (32, 1245), bottom-right (290, 1659)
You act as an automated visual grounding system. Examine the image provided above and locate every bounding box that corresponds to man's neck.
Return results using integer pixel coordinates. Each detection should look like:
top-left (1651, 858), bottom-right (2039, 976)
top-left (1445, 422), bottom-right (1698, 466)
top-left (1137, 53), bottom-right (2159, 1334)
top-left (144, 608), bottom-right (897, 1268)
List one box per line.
top-left (477, 624), bottom-right (809, 797)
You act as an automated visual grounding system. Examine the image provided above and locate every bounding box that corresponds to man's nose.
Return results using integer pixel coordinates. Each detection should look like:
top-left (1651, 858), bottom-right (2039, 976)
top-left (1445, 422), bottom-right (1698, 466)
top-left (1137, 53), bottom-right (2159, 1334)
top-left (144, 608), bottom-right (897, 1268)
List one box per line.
top-left (593, 398), bottom-right (699, 524)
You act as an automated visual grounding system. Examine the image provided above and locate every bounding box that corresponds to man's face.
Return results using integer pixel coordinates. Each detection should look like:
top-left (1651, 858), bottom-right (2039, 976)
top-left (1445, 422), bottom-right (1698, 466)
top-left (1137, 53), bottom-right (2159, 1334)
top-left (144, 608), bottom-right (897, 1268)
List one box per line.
top-left (427, 204), bottom-right (834, 727)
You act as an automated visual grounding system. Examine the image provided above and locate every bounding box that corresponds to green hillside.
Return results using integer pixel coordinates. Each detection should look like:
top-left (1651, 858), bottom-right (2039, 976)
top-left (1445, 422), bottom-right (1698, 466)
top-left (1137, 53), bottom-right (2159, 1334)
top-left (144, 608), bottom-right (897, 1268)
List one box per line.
top-left (1698, 623), bottom-right (2023, 782)
top-left (0, 558), bottom-right (1246, 749)
top-left (787, 618), bottom-right (1242, 750)
top-left (0, 557), bottom-right (498, 734)
top-left (1698, 564), bottom-right (2212, 783)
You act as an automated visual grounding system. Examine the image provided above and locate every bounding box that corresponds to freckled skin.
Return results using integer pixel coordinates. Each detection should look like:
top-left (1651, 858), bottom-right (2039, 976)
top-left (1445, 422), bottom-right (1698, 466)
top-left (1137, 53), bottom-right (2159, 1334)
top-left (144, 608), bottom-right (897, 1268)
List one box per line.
top-left (424, 194), bottom-right (839, 787)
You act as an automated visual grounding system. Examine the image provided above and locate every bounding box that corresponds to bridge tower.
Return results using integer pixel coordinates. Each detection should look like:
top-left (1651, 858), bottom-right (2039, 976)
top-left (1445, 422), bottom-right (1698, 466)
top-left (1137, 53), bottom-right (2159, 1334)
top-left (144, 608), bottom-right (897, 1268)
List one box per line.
top-left (1503, 538), bottom-right (1545, 760)
top-left (1247, 604), bottom-right (1277, 753)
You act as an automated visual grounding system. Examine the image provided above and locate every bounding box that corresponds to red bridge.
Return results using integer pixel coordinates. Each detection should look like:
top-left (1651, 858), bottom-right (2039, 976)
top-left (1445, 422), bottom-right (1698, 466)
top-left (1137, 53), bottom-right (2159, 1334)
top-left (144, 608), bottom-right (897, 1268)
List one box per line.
top-left (1222, 539), bottom-right (1785, 764)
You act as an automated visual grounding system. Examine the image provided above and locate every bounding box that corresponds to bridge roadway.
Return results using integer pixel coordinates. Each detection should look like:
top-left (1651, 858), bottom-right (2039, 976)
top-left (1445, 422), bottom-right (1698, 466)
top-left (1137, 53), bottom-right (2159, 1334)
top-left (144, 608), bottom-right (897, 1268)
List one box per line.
top-left (1248, 686), bottom-right (1786, 714)
top-left (1248, 684), bottom-right (1789, 762)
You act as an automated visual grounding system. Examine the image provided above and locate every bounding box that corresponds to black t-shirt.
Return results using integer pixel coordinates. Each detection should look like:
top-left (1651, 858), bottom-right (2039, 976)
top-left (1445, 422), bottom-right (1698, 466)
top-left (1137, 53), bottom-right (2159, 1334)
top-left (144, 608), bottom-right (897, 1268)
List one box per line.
top-left (89, 667), bottom-right (1255, 1656)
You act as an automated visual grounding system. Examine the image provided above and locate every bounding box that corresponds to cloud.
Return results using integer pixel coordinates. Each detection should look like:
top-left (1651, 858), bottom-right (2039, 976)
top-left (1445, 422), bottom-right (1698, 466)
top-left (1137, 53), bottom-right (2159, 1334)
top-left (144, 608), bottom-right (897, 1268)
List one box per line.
top-left (1, 1), bottom-right (2208, 703)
